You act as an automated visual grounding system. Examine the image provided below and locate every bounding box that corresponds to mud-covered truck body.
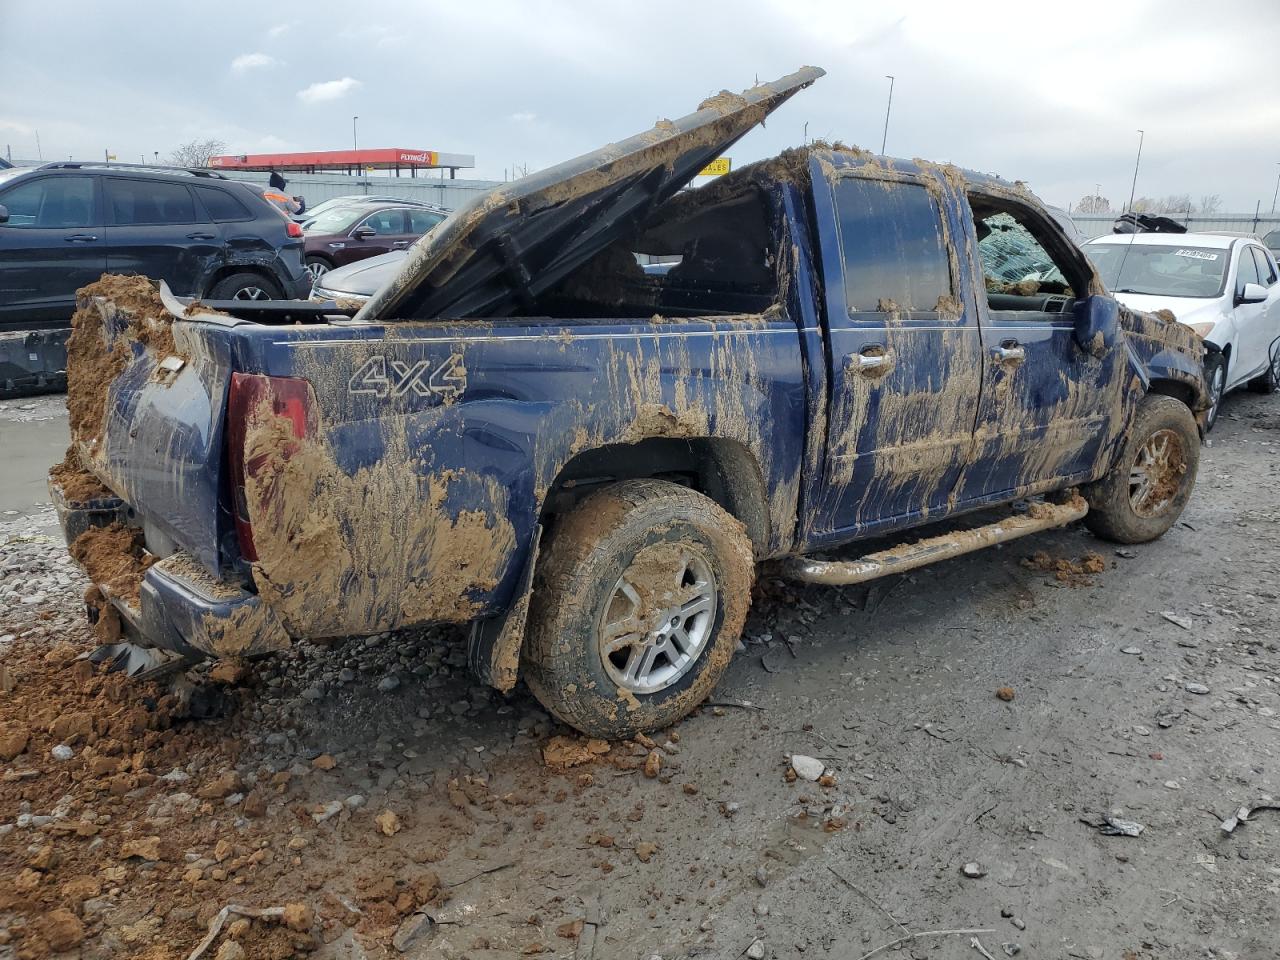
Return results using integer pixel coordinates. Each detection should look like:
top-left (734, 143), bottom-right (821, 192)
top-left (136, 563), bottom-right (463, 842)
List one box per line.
top-left (52, 68), bottom-right (1210, 736)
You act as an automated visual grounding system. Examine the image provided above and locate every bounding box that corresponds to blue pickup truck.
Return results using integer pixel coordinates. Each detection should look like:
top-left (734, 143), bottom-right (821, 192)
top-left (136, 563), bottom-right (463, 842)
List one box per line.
top-left (53, 68), bottom-right (1208, 737)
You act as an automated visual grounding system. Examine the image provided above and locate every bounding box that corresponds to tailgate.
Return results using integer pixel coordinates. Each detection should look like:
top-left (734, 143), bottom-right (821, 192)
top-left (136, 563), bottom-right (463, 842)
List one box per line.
top-left (63, 276), bottom-right (235, 574)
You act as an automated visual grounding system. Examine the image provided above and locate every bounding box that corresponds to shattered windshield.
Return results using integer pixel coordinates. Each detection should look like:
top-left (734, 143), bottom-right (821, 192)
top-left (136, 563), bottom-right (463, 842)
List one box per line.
top-left (1087, 243), bottom-right (1228, 299)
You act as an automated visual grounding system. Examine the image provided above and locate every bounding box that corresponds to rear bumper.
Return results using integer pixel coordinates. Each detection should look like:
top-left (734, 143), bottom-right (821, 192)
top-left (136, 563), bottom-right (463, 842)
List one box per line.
top-left (51, 480), bottom-right (290, 659)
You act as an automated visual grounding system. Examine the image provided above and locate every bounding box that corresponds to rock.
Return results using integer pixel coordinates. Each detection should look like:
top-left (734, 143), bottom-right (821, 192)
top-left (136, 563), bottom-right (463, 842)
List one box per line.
top-left (392, 912), bottom-right (435, 952)
top-left (995, 687), bottom-right (1015, 702)
top-left (542, 735), bottom-right (610, 768)
top-left (643, 750), bottom-right (662, 778)
top-left (961, 861), bottom-right (987, 878)
top-left (375, 809), bottom-right (402, 836)
top-left (1121, 646), bottom-right (1142, 655)
top-left (215, 942), bottom-right (246, 960)
top-left (52, 743), bottom-right (75, 761)
top-left (1012, 918), bottom-right (1026, 931)
top-left (1184, 682), bottom-right (1210, 695)
top-left (39, 908), bottom-right (85, 952)
top-left (345, 794), bottom-right (367, 810)
top-left (242, 789), bottom-right (268, 818)
top-left (635, 841), bottom-right (658, 863)
top-left (120, 837), bottom-right (171, 861)
top-left (789, 755), bottom-right (824, 781)
top-left (196, 770), bottom-right (243, 800)
top-left (49, 711), bottom-right (94, 743)
top-left (746, 939), bottom-right (767, 959)
top-left (0, 723), bottom-right (30, 760)
top-left (312, 754), bottom-right (337, 771)
top-left (282, 902), bottom-right (314, 932)
top-left (377, 675), bottom-right (401, 693)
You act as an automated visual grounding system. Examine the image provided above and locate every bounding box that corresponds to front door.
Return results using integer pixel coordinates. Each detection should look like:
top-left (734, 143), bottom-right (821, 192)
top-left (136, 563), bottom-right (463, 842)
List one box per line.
top-left (340, 208), bottom-right (407, 266)
top-left (953, 193), bottom-right (1127, 504)
top-left (0, 174), bottom-right (105, 327)
top-left (807, 162), bottom-right (984, 540)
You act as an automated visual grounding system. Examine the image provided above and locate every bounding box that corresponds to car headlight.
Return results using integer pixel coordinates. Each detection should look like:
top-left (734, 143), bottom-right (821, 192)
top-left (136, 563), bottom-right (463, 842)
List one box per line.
top-left (1188, 321), bottom-right (1215, 338)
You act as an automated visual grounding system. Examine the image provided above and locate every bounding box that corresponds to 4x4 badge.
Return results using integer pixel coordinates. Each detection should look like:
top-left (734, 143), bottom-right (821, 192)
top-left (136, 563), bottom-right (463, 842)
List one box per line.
top-left (347, 354), bottom-right (466, 400)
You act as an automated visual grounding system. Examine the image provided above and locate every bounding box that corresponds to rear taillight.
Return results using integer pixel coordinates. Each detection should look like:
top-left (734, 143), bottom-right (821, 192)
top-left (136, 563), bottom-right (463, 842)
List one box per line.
top-left (226, 373), bottom-right (316, 562)
top-left (286, 221), bottom-right (303, 238)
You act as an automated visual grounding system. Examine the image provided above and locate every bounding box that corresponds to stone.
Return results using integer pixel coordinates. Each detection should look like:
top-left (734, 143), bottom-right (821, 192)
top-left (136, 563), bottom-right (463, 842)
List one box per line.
top-left (1184, 682), bottom-right (1210, 695)
top-left (39, 908), bottom-right (85, 952)
top-left (282, 902), bottom-right (314, 932)
top-left (789, 755), bottom-right (824, 781)
top-left (643, 750), bottom-right (662, 778)
top-left (196, 770), bottom-right (243, 800)
top-left (375, 809), bottom-right (402, 836)
top-left (1121, 646), bottom-right (1142, 655)
top-left (392, 912), bottom-right (435, 952)
top-left (961, 861), bottom-right (987, 878)
top-left (0, 723), bottom-right (29, 760)
top-left (377, 675), bottom-right (401, 693)
top-left (746, 939), bottom-right (767, 959)
top-left (51, 744), bottom-right (75, 761)
top-left (215, 941), bottom-right (246, 960)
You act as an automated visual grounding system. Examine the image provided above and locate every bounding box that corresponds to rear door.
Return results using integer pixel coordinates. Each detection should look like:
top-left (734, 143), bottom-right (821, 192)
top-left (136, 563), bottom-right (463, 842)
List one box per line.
top-left (1249, 245), bottom-right (1280, 374)
top-left (953, 192), bottom-right (1125, 502)
top-left (338, 208), bottom-right (405, 265)
top-left (807, 163), bottom-right (984, 538)
top-left (406, 206), bottom-right (446, 243)
top-left (0, 174), bottom-right (105, 327)
top-left (104, 177), bottom-right (222, 297)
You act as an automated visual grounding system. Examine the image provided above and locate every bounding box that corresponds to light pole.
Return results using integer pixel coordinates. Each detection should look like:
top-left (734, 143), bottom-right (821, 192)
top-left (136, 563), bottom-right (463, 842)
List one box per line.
top-left (352, 116), bottom-right (359, 153)
top-left (880, 75), bottom-right (895, 156)
top-left (1126, 129), bottom-right (1144, 213)
top-left (1271, 162), bottom-right (1279, 213)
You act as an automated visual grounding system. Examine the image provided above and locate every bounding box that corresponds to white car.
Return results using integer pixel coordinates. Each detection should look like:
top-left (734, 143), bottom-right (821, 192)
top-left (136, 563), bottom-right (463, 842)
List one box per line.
top-left (1086, 232), bottom-right (1280, 429)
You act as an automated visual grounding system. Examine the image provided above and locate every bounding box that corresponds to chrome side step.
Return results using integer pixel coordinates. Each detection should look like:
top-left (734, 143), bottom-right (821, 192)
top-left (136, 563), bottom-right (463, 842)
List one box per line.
top-left (778, 497), bottom-right (1089, 586)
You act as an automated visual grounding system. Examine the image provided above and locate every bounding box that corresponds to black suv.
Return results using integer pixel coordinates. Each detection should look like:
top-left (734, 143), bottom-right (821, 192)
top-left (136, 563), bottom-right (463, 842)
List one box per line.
top-left (0, 162), bottom-right (312, 331)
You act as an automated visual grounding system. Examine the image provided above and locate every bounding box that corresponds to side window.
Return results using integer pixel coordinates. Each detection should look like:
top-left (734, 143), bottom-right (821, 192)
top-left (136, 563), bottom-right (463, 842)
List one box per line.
top-left (833, 177), bottom-right (952, 314)
top-left (195, 186), bottom-right (251, 222)
top-left (106, 179), bottom-right (199, 225)
top-left (969, 197), bottom-right (1082, 314)
top-left (408, 209), bottom-right (444, 233)
top-left (1236, 246), bottom-right (1261, 296)
top-left (1249, 245), bottom-right (1277, 286)
top-left (360, 209), bottom-right (404, 234)
top-left (0, 176), bottom-right (96, 228)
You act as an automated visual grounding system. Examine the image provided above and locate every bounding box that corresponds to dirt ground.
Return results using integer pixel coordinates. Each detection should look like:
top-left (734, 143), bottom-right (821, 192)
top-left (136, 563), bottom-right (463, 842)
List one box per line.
top-left (2, 390), bottom-right (1279, 960)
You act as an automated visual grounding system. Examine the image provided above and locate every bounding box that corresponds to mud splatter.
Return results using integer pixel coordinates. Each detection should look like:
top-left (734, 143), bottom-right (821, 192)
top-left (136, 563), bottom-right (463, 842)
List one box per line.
top-left (68, 522), bottom-right (154, 605)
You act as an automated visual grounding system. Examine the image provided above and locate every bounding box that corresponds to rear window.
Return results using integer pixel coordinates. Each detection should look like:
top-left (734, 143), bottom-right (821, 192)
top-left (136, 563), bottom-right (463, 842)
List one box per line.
top-left (195, 185), bottom-right (251, 222)
top-left (833, 177), bottom-right (952, 313)
top-left (107, 178), bottom-right (200, 225)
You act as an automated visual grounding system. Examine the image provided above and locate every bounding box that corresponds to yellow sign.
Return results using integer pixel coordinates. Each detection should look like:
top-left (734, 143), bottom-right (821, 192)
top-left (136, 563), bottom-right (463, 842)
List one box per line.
top-left (698, 157), bottom-right (731, 177)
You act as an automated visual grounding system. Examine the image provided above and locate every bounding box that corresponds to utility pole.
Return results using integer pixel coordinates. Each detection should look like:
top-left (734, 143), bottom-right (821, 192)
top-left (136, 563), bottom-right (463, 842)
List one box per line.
top-left (35, 129), bottom-right (42, 160)
top-left (1271, 162), bottom-right (1279, 213)
top-left (353, 116), bottom-right (359, 152)
top-left (1126, 129), bottom-right (1144, 213)
top-left (880, 75), bottom-right (895, 156)
top-left (803, 121), bottom-right (808, 146)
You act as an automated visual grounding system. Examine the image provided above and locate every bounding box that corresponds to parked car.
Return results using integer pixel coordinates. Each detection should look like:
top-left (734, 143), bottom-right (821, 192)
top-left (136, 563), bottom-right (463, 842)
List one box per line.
top-left (298, 194), bottom-right (446, 225)
top-left (302, 202), bottom-right (448, 281)
top-left (51, 68), bottom-right (1209, 739)
top-left (310, 249), bottom-right (406, 304)
top-left (0, 162), bottom-right (311, 329)
top-left (1265, 228), bottom-right (1280, 264)
top-left (1086, 232), bottom-right (1280, 429)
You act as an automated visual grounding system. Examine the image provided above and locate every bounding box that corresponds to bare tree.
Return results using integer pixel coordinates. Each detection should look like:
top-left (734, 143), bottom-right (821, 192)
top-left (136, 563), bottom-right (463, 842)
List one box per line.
top-left (1197, 194), bottom-right (1222, 215)
top-left (1076, 193), bottom-right (1111, 214)
top-left (167, 138), bottom-right (227, 168)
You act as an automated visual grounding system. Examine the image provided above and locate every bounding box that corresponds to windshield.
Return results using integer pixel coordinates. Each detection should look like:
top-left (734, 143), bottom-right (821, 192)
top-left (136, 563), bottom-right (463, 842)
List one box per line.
top-left (1087, 242), bottom-right (1228, 298)
top-left (303, 206), bottom-right (365, 235)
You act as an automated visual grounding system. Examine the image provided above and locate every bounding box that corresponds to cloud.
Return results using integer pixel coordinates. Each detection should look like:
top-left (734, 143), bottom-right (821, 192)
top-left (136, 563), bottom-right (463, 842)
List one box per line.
top-left (296, 77), bottom-right (362, 104)
top-left (230, 52), bottom-right (279, 73)
top-left (266, 22), bottom-right (292, 39)
top-left (509, 111), bottom-right (537, 123)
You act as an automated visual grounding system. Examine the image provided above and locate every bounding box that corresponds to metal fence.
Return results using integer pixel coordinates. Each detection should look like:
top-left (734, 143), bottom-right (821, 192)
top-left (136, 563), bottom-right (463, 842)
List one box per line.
top-left (220, 171), bottom-right (500, 212)
top-left (1073, 214), bottom-right (1280, 241)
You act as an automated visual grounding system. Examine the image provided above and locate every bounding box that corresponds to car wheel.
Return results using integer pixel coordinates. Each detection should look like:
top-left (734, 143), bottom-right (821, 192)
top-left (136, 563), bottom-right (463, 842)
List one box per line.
top-left (522, 479), bottom-right (754, 739)
top-left (209, 272), bottom-right (283, 302)
top-left (305, 257), bottom-right (332, 283)
top-left (1082, 394), bottom-right (1200, 544)
top-left (1248, 341), bottom-right (1280, 394)
top-left (1202, 355), bottom-right (1226, 430)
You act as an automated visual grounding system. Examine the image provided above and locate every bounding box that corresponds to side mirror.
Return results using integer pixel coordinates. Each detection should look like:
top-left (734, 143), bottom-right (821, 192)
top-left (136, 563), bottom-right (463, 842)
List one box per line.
top-left (1073, 294), bottom-right (1119, 358)
top-left (352, 225), bottom-right (376, 240)
top-left (1238, 281), bottom-right (1268, 305)
top-left (0, 204), bottom-right (8, 224)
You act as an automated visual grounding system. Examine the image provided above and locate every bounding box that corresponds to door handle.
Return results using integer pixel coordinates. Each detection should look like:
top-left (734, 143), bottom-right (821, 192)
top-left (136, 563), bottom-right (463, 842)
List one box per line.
top-left (64, 234), bottom-right (98, 243)
top-left (995, 342), bottom-right (1025, 363)
top-left (186, 232), bottom-right (217, 240)
top-left (845, 347), bottom-right (890, 377)
top-left (392, 240), bottom-right (410, 248)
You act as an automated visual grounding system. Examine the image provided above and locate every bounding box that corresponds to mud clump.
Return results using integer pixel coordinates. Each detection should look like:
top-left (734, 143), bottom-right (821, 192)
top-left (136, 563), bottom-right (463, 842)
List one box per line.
top-left (1021, 550), bottom-right (1106, 587)
top-left (69, 522), bottom-right (155, 604)
top-left (65, 274), bottom-right (178, 447)
top-left (49, 446), bottom-right (113, 503)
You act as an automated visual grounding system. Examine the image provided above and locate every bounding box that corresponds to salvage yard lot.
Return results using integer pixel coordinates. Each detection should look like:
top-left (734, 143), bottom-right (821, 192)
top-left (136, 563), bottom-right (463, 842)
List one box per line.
top-left (2, 391), bottom-right (1279, 959)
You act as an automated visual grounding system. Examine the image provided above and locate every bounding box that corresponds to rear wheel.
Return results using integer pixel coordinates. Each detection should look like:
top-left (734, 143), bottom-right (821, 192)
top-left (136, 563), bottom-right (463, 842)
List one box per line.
top-left (305, 256), bottom-right (332, 283)
top-left (1083, 394), bottom-right (1199, 544)
top-left (1248, 343), bottom-right (1280, 394)
top-left (208, 272), bottom-right (282, 302)
top-left (522, 479), bottom-right (754, 739)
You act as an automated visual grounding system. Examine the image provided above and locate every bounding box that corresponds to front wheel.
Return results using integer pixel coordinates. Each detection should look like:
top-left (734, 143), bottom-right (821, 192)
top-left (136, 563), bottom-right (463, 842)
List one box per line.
top-left (1203, 354), bottom-right (1226, 430)
top-left (522, 479), bottom-right (754, 739)
top-left (1083, 394), bottom-right (1199, 544)
top-left (208, 272), bottom-right (282, 302)
top-left (305, 256), bottom-right (332, 283)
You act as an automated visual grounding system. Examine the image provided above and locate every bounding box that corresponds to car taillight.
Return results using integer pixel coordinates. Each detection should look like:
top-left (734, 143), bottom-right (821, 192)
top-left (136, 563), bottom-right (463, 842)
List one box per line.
top-left (286, 221), bottom-right (303, 238)
top-left (226, 373), bottom-right (316, 562)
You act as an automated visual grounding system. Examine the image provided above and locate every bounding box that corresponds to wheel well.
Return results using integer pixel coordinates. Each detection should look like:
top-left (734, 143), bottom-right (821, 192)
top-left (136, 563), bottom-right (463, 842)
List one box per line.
top-left (541, 438), bottom-right (771, 555)
top-left (203, 264), bottom-right (279, 297)
top-left (1147, 378), bottom-right (1195, 409)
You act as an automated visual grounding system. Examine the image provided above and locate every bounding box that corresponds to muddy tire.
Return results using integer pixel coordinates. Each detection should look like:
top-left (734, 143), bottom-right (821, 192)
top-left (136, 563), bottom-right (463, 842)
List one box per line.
top-left (1082, 395), bottom-right (1199, 544)
top-left (208, 272), bottom-right (282, 302)
top-left (522, 479), bottom-right (754, 739)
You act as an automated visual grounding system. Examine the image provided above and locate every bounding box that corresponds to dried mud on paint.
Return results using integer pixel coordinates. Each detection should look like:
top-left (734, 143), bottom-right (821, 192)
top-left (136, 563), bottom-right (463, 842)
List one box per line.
top-left (65, 275), bottom-right (180, 449)
top-left (241, 408), bottom-right (516, 638)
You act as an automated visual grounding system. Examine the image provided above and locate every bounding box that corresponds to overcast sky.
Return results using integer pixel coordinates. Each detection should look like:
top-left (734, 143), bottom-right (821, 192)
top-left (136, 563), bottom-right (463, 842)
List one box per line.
top-left (3, 0), bottom-right (1279, 213)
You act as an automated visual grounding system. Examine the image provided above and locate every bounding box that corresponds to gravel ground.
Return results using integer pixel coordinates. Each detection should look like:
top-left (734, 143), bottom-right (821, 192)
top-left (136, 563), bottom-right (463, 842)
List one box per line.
top-left (2, 390), bottom-right (1279, 960)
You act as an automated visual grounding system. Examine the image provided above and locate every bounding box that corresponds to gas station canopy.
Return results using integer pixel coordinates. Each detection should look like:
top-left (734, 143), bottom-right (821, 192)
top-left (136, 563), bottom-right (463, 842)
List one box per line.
top-left (208, 149), bottom-right (475, 178)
